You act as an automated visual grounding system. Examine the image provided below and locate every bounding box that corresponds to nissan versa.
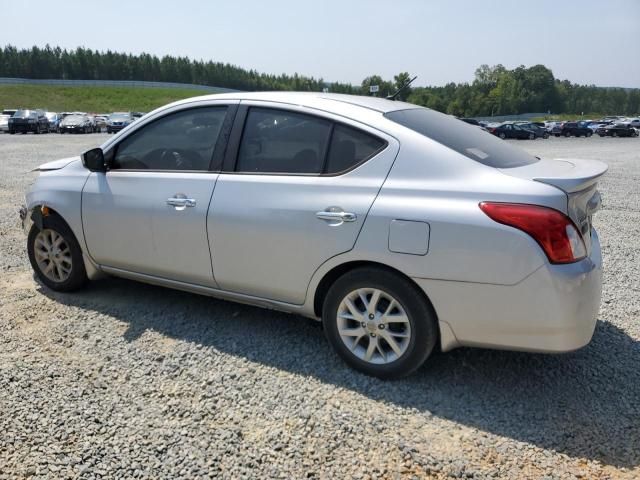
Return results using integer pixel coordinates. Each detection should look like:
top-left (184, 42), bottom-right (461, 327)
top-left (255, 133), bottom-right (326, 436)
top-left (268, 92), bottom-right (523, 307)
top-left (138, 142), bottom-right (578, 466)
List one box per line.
top-left (21, 92), bottom-right (607, 378)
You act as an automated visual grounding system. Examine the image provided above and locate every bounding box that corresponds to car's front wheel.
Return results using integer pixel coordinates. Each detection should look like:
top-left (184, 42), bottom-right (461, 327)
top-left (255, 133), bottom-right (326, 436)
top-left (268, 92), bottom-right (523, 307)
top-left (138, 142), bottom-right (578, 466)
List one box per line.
top-left (323, 267), bottom-right (438, 379)
top-left (27, 215), bottom-right (88, 292)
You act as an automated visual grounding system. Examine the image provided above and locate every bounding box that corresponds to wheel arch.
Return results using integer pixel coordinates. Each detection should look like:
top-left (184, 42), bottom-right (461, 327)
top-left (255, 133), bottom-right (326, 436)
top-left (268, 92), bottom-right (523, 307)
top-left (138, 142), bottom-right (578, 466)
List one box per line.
top-left (312, 260), bottom-right (451, 352)
top-left (26, 203), bottom-right (103, 280)
top-left (313, 261), bottom-right (437, 319)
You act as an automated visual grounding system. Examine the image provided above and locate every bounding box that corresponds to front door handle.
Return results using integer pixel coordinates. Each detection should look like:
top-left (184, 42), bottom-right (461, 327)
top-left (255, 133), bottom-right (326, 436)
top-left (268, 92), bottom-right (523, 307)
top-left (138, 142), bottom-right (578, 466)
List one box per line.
top-left (316, 208), bottom-right (357, 224)
top-left (166, 194), bottom-right (196, 210)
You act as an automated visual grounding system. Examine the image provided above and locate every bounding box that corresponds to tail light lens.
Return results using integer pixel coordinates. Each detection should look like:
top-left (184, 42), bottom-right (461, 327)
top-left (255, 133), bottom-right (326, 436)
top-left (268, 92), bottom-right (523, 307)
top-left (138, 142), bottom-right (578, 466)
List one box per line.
top-left (479, 202), bottom-right (587, 264)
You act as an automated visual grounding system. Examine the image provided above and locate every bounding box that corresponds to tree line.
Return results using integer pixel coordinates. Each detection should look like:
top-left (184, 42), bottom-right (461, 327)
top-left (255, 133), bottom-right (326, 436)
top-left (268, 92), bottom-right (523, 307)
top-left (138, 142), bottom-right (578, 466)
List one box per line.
top-left (1, 45), bottom-right (638, 116)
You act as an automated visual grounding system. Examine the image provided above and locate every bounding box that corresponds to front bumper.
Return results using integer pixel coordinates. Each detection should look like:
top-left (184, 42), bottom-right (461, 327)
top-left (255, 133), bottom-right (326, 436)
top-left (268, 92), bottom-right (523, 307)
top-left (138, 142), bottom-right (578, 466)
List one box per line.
top-left (416, 229), bottom-right (603, 353)
top-left (10, 123), bottom-right (37, 133)
top-left (60, 125), bottom-right (85, 132)
top-left (20, 205), bottom-right (31, 234)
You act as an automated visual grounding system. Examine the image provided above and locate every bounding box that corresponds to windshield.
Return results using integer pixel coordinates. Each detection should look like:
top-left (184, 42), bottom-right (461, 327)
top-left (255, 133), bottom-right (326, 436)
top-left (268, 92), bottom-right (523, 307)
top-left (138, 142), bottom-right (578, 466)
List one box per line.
top-left (109, 113), bottom-right (130, 121)
top-left (62, 115), bottom-right (85, 123)
top-left (14, 110), bottom-right (35, 118)
top-left (385, 108), bottom-right (539, 168)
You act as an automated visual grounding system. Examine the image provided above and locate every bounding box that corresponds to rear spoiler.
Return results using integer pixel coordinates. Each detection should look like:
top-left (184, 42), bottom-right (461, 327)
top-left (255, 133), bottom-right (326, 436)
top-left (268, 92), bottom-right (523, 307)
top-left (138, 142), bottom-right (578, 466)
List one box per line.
top-left (501, 158), bottom-right (608, 194)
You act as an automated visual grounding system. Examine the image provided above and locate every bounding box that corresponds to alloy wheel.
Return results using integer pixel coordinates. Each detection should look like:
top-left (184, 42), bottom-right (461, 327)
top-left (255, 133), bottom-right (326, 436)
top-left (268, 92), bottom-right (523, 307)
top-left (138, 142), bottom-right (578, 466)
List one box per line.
top-left (33, 229), bottom-right (72, 283)
top-left (336, 288), bottom-right (412, 364)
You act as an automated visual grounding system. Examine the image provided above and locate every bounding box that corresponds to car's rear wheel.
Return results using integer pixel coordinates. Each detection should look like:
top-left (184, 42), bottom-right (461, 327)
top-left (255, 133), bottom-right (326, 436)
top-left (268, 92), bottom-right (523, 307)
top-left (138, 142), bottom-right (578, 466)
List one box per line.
top-left (499, 132), bottom-right (506, 139)
top-left (586, 131), bottom-right (593, 137)
top-left (27, 215), bottom-right (88, 292)
top-left (564, 131), bottom-right (571, 137)
top-left (322, 267), bottom-right (438, 379)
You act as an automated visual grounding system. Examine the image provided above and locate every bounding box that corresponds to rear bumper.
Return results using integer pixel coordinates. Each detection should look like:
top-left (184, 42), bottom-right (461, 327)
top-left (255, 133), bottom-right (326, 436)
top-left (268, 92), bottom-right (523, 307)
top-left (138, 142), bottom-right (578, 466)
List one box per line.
top-left (415, 229), bottom-right (603, 353)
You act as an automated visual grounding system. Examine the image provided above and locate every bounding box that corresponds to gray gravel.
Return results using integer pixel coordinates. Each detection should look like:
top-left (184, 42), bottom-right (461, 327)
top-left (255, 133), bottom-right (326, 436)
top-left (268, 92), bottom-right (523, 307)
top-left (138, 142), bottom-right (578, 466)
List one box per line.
top-left (0, 133), bottom-right (638, 479)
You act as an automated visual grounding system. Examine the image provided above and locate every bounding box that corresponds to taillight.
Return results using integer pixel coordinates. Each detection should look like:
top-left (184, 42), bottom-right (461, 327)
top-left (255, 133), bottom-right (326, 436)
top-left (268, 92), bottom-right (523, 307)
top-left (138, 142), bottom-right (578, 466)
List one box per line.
top-left (479, 202), bottom-right (587, 264)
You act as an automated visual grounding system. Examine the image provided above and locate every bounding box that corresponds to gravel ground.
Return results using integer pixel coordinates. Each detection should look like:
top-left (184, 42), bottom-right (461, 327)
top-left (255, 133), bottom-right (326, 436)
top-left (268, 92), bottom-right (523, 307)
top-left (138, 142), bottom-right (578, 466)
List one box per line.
top-left (0, 133), bottom-right (638, 479)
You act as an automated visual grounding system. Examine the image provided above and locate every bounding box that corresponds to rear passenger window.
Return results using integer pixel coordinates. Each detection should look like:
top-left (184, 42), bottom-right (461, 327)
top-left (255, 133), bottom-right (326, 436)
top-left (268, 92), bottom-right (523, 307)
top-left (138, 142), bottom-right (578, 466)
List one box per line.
top-left (236, 108), bottom-right (331, 174)
top-left (325, 125), bottom-right (385, 174)
top-left (236, 107), bottom-right (386, 175)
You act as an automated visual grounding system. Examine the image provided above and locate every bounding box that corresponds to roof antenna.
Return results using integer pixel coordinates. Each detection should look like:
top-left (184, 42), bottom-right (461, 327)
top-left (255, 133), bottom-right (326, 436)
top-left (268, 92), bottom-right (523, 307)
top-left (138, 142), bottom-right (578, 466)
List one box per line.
top-left (386, 76), bottom-right (418, 100)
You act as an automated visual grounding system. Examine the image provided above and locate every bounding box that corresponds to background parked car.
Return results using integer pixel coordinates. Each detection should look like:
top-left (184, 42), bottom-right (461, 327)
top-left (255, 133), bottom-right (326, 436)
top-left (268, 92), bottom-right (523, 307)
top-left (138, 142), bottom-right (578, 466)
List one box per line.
top-left (107, 112), bottom-right (135, 133)
top-left (489, 123), bottom-right (537, 139)
top-left (518, 122), bottom-right (549, 139)
top-left (59, 114), bottom-right (94, 134)
top-left (587, 120), bottom-right (611, 132)
top-left (555, 121), bottom-right (592, 137)
top-left (93, 115), bottom-right (108, 132)
top-left (45, 112), bottom-right (61, 133)
top-left (625, 118), bottom-right (640, 129)
top-left (2, 108), bottom-right (18, 117)
top-left (0, 114), bottom-right (9, 133)
top-left (8, 109), bottom-right (50, 134)
top-left (597, 123), bottom-right (639, 137)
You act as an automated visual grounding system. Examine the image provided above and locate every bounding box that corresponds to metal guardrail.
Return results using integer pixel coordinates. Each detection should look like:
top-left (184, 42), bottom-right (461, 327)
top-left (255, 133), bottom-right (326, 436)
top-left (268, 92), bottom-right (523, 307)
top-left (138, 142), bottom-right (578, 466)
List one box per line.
top-left (472, 113), bottom-right (549, 122)
top-left (0, 77), bottom-right (240, 93)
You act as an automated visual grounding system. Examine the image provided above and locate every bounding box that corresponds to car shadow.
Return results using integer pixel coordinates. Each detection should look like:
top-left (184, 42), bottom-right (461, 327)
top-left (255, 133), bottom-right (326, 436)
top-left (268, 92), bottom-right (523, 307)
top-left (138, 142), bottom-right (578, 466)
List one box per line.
top-left (38, 276), bottom-right (640, 469)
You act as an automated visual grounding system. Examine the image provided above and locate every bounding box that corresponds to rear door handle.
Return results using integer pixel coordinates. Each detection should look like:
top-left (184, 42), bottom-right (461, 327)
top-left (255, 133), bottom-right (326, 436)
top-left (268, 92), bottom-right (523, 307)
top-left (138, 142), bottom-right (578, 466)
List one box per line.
top-left (166, 194), bottom-right (196, 209)
top-left (316, 208), bottom-right (357, 223)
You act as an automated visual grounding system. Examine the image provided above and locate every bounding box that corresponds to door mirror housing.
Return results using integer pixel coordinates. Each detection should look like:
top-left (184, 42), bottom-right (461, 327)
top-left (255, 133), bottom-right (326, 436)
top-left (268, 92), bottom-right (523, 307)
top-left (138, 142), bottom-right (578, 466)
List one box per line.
top-left (82, 147), bottom-right (107, 172)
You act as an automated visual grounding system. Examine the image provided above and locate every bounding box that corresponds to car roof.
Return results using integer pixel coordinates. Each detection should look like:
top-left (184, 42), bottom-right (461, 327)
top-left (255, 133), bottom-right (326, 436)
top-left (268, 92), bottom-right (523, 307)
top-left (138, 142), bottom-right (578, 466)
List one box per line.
top-left (167, 91), bottom-right (419, 114)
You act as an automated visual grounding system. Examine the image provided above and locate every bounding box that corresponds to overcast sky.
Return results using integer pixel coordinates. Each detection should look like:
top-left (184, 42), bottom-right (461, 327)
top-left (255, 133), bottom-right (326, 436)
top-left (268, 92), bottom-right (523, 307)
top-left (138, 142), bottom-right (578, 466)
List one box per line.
top-left (2, 0), bottom-right (639, 88)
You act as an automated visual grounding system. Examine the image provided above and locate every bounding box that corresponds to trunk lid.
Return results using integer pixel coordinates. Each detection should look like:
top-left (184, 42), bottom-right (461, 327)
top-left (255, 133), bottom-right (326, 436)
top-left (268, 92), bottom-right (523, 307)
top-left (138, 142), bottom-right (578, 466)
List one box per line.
top-left (500, 158), bottom-right (608, 253)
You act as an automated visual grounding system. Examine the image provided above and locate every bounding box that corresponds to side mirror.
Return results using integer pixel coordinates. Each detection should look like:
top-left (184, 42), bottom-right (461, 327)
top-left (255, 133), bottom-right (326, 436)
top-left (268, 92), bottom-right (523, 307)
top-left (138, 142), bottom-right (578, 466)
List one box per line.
top-left (81, 147), bottom-right (107, 172)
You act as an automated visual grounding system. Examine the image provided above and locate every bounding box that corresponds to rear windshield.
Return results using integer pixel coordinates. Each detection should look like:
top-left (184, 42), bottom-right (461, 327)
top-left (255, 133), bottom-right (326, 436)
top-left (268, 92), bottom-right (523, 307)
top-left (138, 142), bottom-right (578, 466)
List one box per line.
top-left (384, 108), bottom-right (539, 168)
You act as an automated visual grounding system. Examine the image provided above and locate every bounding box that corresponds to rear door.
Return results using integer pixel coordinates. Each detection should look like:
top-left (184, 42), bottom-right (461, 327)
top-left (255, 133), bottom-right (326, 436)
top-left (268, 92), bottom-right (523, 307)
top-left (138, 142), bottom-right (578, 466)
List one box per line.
top-left (207, 103), bottom-right (399, 304)
top-left (82, 102), bottom-right (236, 287)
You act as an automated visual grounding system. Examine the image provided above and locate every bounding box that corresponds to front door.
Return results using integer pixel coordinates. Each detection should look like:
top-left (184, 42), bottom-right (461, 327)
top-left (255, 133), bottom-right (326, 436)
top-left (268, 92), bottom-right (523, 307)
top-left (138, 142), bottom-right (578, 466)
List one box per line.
top-left (208, 105), bottom-right (399, 304)
top-left (82, 104), bottom-right (232, 287)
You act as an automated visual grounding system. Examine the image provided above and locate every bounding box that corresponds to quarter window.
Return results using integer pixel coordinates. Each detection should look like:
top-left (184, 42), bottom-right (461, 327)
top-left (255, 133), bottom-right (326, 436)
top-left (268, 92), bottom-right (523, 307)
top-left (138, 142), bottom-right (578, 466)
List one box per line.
top-left (113, 107), bottom-right (227, 171)
top-left (325, 124), bottom-right (385, 174)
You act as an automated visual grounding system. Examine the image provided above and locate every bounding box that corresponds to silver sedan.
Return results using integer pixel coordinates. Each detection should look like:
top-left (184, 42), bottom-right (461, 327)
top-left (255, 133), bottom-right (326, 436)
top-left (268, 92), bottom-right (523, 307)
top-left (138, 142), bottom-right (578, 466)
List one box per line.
top-left (21, 92), bottom-right (607, 378)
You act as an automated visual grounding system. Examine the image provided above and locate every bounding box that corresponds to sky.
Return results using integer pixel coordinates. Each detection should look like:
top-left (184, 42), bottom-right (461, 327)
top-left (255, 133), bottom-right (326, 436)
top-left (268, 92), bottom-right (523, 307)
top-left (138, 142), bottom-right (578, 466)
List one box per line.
top-left (2, 0), bottom-right (639, 88)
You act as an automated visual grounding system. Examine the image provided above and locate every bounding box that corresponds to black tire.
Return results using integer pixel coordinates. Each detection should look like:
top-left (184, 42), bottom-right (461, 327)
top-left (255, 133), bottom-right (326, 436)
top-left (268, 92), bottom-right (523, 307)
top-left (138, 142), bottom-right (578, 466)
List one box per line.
top-left (27, 214), bottom-right (88, 292)
top-left (543, 133), bottom-right (549, 139)
top-left (322, 267), bottom-right (438, 379)
top-left (612, 131), bottom-right (617, 137)
top-left (564, 131), bottom-right (571, 137)
top-left (499, 132), bottom-right (506, 139)
top-left (35, 124), bottom-right (41, 134)
top-left (528, 133), bottom-right (535, 140)
top-left (586, 131), bottom-right (593, 137)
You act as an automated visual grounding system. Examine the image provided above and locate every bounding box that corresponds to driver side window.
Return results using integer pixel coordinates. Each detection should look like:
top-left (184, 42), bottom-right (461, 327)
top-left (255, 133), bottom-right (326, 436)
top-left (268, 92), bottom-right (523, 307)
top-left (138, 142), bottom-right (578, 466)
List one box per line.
top-left (113, 107), bottom-right (227, 171)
